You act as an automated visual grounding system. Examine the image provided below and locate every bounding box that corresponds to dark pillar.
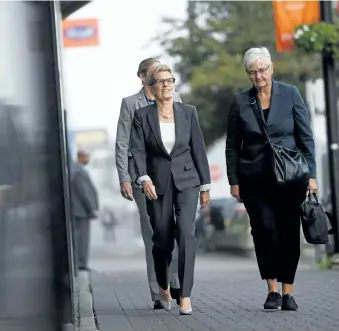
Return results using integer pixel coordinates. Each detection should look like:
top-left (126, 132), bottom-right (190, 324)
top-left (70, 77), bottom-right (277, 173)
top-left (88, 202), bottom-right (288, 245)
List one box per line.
top-left (47, 1), bottom-right (77, 327)
top-left (0, 1), bottom-right (76, 330)
top-left (320, 0), bottom-right (339, 258)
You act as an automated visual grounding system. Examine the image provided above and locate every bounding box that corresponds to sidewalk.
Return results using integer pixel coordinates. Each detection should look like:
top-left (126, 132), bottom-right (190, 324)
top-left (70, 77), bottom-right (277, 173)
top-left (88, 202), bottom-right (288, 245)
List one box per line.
top-left (89, 254), bottom-right (339, 331)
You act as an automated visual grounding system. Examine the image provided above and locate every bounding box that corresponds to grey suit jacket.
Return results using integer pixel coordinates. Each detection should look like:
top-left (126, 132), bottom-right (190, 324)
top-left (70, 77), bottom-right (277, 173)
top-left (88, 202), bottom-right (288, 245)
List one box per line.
top-left (71, 162), bottom-right (99, 218)
top-left (115, 88), bottom-right (182, 183)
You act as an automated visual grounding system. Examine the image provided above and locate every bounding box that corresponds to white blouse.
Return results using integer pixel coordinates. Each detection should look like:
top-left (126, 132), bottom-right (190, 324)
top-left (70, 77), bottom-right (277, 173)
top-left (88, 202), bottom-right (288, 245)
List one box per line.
top-left (159, 122), bottom-right (176, 154)
top-left (137, 121), bottom-right (211, 192)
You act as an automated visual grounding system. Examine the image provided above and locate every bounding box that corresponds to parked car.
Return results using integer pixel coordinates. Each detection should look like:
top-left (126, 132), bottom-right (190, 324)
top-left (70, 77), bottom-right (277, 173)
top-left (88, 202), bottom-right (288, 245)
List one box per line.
top-left (195, 197), bottom-right (254, 252)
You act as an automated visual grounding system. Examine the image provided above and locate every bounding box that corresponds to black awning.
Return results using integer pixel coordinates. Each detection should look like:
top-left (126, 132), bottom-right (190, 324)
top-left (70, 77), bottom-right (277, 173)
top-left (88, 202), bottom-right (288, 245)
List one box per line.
top-left (61, 1), bottom-right (91, 19)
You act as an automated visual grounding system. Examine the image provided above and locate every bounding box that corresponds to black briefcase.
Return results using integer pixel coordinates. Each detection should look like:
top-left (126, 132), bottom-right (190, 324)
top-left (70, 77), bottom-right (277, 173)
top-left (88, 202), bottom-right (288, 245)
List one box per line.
top-left (300, 193), bottom-right (334, 245)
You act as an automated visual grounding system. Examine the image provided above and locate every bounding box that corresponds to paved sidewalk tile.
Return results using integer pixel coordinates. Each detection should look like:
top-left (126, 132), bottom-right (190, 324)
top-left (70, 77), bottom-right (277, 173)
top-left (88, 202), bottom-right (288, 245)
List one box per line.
top-left (91, 262), bottom-right (339, 331)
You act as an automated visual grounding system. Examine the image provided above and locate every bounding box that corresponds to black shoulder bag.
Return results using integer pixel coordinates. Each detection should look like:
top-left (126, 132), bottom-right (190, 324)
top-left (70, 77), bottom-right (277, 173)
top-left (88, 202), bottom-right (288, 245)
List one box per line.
top-left (301, 192), bottom-right (334, 244)
top-left (248, 90), bottom-right (310, 187)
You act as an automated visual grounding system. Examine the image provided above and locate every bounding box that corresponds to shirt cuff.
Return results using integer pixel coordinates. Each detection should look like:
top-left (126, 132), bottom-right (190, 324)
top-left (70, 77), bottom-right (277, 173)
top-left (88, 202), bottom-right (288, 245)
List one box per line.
top-left (200, 184), bottom-right (211, 192)
top-left (137, 175), bottom-right (152, 185)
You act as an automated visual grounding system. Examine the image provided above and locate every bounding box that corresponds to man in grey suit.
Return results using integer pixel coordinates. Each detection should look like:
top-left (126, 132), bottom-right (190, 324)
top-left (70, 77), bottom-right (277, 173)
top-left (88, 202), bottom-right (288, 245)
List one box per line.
top-left (71, 150), bottom-right (99, 271)
top-left (115, 58), bottom-right (182, 309)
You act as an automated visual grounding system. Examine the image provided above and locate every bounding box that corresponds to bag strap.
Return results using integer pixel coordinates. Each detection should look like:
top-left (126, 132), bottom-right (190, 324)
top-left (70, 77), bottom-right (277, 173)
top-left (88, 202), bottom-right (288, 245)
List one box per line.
top-left (307, 192), bottom-right (319, 204)
top-left (249, 89), bottom-right (270, 143)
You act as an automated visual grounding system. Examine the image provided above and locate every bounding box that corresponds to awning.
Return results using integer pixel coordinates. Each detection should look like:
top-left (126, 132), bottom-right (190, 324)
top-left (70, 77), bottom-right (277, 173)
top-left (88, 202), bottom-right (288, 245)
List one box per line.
top-left (61, 1), bottom-right (91, 19)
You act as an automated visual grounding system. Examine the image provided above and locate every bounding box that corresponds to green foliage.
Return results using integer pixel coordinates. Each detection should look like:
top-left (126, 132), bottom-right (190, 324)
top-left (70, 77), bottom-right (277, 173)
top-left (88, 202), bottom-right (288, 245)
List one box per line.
top-left (294, 22), bottom-right (339, 59)
top-left (156, 1), bottom-right (322, 146)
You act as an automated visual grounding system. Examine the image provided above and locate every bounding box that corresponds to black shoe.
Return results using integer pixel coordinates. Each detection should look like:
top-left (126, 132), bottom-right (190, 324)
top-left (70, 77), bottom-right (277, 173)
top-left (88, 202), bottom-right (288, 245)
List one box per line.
top-left (153, 300), bottom-right (164, 310)
top-left (170, 287), bottom-right (180, 306)
top-left (281, 294), bottom-right (298, 311)
top-left (263, 292), bottom-right (282, 309)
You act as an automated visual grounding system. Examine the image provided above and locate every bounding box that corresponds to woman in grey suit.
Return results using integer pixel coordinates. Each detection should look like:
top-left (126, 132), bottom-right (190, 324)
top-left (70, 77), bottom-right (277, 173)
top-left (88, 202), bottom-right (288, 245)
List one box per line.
top-left (226, 47), bottom-right (317, 311)
top-left (131, 64), bottom-right (211, 315)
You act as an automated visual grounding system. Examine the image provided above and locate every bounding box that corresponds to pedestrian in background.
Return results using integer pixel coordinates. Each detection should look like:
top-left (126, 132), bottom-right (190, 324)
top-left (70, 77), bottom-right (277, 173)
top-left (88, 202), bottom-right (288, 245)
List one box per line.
top-left (71, 150), bottom-right (99, 271)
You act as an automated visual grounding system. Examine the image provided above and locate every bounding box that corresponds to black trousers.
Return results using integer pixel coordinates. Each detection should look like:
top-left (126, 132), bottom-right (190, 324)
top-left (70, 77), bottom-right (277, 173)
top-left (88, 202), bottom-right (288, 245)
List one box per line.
top-left (241, 178), bottom-right (304, 285)
top-left (146, 179), bottom-right (199, 297)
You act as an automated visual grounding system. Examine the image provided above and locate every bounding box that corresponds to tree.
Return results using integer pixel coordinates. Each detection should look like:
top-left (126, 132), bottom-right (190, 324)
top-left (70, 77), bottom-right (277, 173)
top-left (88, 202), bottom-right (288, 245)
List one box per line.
top-left (156, 1), bottom-right (321, 146)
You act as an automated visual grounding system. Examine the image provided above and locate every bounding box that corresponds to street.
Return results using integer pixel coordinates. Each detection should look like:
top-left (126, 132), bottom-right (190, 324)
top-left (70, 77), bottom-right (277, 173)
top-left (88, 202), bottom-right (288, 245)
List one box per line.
top-left (88, 222), bottom-right (339, 331)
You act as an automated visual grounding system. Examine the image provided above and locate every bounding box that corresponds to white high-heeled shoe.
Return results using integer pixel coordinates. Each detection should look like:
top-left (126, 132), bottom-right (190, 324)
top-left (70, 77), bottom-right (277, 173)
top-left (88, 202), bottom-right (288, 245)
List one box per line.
top-left (179, 306), bottom-right (193, 315)
top-left (159, 290), bottom-right (171, 311)
top-left (179, 298), bottom-right (193, 315)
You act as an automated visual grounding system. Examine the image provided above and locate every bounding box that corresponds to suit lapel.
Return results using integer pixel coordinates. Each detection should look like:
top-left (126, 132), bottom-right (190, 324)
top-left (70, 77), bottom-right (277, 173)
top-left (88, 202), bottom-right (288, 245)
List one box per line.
top-left (146, 104), bottom-right (169, 155)
top-left (266, 80), bottom-right (282, 126)
top-left (136, 88), bottom-right (148, 109)
top-left (170, 103), bottom-right (185, 155)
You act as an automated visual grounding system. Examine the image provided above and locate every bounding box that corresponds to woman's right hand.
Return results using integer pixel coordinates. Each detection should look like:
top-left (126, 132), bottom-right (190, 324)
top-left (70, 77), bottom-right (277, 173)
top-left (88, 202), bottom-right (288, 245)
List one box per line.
top-left (143, 181), bottom-right (158, 200)
top-left (231, 185), bottom-right (241, 202)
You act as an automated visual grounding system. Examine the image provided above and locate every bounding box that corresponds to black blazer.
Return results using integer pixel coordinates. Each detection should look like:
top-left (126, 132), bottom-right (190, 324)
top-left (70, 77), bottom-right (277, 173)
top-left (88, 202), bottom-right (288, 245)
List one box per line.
top-left (130, 102), bottom-right (211, 195)
top-left (226, 80), bottom-right (316, 186)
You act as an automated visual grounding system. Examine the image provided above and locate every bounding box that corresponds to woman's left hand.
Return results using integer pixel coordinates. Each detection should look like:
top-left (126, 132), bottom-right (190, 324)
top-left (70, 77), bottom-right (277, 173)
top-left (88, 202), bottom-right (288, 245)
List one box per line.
top-left (200, 191), bottom-right (210, 209)
top-left (308, 178), bottom-right (318, 194)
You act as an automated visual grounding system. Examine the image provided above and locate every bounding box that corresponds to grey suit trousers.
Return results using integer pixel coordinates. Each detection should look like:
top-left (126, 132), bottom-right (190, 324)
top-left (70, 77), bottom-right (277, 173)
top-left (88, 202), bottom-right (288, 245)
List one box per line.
top-left (133, 186), bottom-right (179, 301)
top-left (74, 217), bottom-right (90, 269)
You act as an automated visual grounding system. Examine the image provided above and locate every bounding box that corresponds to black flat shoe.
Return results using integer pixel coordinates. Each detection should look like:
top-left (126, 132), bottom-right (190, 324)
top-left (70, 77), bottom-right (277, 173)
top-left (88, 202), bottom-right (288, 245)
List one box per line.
top-left (153, 300), bottom-right (164, 310)
top-left (263, 292), bottom-right (282, 310)
top-left (281, 294), bottom-right (298, 311)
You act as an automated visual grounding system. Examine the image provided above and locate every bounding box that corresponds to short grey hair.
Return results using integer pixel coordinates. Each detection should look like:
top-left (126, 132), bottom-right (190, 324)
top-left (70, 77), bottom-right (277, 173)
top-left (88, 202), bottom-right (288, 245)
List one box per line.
top-left (148, 64), bottom-right (173, 86)
top-left (243, 47), bottom-right (272, 70)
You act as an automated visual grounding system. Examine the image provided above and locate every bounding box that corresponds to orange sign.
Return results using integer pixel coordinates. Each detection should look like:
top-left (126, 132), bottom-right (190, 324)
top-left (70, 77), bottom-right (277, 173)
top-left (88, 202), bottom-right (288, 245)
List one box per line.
top-left (273, 0), bottom-right (320, 52)
top-left (63, 18), bottom-right (99, 48)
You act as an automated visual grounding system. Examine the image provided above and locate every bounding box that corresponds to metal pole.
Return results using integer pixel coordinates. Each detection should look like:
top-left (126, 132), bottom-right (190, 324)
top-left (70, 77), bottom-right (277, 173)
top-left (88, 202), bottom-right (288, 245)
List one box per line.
top-left (320, 0), bottom-right (339, 261)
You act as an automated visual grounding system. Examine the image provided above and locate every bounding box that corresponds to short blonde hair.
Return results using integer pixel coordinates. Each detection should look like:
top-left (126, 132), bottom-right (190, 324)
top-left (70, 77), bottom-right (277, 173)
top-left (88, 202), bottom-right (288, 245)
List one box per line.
top-left (148, 64), bottom-right (173, 86)
top-left (243, 47), bottom-right (271, 70)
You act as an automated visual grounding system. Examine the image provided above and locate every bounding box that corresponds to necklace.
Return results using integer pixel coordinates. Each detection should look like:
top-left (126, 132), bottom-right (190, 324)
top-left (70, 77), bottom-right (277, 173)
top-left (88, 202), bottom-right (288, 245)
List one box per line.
top-left (160, 113), bottom-right (172, 119)
top-left (159, 108), bottom-right (173, 119)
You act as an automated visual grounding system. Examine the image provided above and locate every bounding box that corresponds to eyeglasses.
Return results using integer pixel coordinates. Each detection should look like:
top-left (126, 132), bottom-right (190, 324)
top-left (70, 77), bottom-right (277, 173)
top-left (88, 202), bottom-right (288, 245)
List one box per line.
top-left (246, 64), bottom-right (271, 77)
top-left (151, 78), bottom-right (176, 86)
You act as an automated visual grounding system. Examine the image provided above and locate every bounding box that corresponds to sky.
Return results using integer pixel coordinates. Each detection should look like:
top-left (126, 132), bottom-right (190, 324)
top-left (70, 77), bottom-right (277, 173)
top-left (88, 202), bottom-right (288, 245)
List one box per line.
top-left (62, 0), bottom-right (187, 139)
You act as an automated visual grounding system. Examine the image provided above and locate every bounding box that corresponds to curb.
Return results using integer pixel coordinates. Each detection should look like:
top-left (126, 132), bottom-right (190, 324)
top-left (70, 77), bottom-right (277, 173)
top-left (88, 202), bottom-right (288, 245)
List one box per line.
top-left (78, 271), bottom-right (97, 331)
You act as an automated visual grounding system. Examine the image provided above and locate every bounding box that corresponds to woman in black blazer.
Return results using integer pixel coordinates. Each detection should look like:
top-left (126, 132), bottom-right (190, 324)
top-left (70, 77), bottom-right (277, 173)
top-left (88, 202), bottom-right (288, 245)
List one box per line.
top-left (226, 47), bottom-right (317, 311)
top-left (130, 64), bottom-right (211, 315)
